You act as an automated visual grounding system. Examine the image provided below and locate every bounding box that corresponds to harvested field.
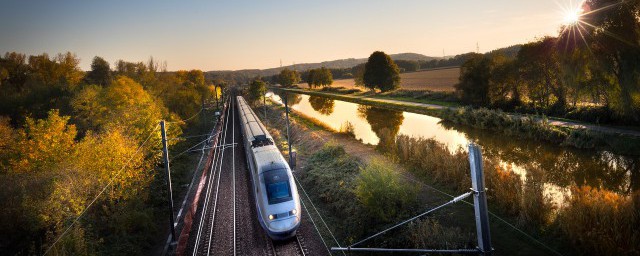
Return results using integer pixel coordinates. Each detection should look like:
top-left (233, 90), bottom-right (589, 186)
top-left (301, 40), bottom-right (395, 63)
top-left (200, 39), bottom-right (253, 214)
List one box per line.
top-left (304, 67), bottom-right (460, 92)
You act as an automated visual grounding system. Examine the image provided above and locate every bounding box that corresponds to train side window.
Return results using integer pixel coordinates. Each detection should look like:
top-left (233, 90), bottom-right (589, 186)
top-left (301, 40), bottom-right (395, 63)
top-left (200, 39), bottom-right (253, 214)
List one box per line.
top-left (263, 169), bottom-right (292, 205)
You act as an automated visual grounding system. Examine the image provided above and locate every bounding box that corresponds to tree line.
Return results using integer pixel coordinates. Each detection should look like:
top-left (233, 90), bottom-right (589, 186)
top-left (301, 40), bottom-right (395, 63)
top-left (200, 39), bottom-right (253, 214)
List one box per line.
top-left (0, 52), bottom-right (220, 254)
top-left (455, 0), bottom-right (639, 124)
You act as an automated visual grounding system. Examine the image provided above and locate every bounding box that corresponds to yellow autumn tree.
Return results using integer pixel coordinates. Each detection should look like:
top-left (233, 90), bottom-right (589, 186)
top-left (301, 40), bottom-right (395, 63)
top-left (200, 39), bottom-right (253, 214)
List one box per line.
top-left (10, 110), bottom-right (76, 173)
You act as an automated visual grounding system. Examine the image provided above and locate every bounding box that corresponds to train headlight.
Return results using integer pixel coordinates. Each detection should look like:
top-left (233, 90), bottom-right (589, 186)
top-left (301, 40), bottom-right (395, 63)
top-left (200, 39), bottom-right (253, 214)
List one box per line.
top-left (290, 209), bottom-right (297, 215)
top-left (268, 214), bottom-right (275, 220)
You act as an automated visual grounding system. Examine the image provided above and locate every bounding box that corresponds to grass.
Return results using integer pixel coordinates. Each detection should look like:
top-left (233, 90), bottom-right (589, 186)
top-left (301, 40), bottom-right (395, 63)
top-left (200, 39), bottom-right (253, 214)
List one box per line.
top-left (258, 100), bottom-right (564, 255)
top-left (557, 187), bottom-right (640, 255)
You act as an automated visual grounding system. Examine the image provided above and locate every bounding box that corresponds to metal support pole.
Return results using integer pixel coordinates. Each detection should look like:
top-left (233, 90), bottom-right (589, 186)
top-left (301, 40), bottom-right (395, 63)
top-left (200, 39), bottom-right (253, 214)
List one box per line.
top-left (264, 92), bottom-right (267, 121)
top-left (201, 98), bottom-right (205, 128)
top-left (160, 120), bottom-right (177, 244)
top-left (468, 143), bottom-right (492, 255)
top-left (284, 92), bottom-right (293, 168)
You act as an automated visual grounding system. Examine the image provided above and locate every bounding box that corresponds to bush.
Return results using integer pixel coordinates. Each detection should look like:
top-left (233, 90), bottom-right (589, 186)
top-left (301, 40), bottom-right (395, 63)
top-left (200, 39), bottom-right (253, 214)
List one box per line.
top-left (355, 159), bottom-right (419, 222)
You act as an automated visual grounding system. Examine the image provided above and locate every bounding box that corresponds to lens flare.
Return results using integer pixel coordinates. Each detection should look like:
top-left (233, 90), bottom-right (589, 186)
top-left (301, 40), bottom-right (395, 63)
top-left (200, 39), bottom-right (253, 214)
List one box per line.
top-left (563, 7), bottom-right (583, 25)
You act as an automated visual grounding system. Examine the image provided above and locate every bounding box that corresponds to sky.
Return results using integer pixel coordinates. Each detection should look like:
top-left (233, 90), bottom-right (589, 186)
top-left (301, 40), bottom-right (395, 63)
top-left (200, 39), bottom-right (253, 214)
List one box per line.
top-left (0, 0), bottom-right (575, 71)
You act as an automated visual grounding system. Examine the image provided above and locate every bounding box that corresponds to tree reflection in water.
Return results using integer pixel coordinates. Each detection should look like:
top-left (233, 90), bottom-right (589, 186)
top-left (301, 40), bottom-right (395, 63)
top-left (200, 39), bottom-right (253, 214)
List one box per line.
top-left (357, 105), bottom-right (404, 152)
top-left (440, 121), bottom-right (640, 194)
top-left (274, 90), bottom-right (302, 107)
top-left (308, 95), bottom-right (335, 115)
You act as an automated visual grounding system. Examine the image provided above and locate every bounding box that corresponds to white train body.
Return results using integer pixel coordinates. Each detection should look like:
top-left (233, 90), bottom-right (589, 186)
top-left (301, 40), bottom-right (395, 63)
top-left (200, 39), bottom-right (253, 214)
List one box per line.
top-left (236, 96), bottom-right (301, 240)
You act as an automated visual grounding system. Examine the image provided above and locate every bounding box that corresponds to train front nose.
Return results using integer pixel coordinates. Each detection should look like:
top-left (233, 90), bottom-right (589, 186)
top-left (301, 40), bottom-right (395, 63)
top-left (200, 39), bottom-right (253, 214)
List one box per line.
top-left (267, 216), bottom-right (300, 240)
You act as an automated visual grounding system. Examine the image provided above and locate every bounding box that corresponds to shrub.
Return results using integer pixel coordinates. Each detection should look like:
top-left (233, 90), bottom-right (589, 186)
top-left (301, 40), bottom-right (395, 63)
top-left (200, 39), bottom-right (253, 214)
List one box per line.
top-left (355, 159), bottom-right (419, 222)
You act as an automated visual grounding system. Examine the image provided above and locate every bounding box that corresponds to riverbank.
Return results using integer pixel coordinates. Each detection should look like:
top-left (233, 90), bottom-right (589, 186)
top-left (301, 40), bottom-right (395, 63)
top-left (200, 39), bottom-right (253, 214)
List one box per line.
top-left (257, 100), bottom-right (570, 255)
top-left (271, 87), bottom-right (640, 156)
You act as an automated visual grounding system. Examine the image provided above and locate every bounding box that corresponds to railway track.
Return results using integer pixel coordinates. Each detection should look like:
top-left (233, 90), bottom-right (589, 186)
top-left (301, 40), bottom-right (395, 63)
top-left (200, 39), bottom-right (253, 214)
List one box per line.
top-left (184, 94), bottom-right (329, 256)
top-left (267, 234), bottom-right (308, 256)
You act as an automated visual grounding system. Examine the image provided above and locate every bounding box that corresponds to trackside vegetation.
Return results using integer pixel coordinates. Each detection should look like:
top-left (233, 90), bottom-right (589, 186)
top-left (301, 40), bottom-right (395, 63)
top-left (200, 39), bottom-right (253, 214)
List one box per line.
top-left (0, 51), bottom-right (221, 254)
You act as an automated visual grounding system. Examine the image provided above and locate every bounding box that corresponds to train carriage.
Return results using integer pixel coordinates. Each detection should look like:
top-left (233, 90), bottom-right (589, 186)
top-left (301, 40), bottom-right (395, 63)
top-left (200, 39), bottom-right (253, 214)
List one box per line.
top-left (236, 96), bottom-right (301, 240)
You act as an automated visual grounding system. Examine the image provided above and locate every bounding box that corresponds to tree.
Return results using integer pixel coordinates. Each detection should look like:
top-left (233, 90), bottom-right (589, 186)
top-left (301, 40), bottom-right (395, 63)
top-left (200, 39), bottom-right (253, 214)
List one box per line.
top-left (86, 56), bottom-right (112, 86)
top-left (353, 63), bottom-right (366, 87)
top-left (319, 67), bottom-right (333, 87)
top-left (278, 68), bottom-right (301, 87)
top-left (10, 110), bottom-right (76, 173)
top-left (455, 54), bottom-right (492, 106)
top-left (363, 51), bottom-right (401, 92)
top-left (248, 79), bottom-right (266, 103)
top-left (517, 37), bottom-right (565, 110)
top-left (306, 69), bottom-right (319, 88)
top-left (583, 0), bottom-right (640, 121)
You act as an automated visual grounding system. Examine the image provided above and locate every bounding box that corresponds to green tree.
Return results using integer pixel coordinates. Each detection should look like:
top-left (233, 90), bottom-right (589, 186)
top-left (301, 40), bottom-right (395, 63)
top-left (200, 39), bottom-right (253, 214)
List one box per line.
top-left (85, 56), bottom-right (112, 86)
top-left (455, 53), bottom-right (492, 106)
top-left (248, 79), bottom-right (266, 103)
top-left (363, 51), bottom-right (401, 92)
top-left (278, 68), bottom-right (301, 87)
top-left (319, 67), bottom-right (333, 87)
top-left (306, 69), bottom-right (319, 88)
top-left (583, 0), bottom-right (640, 121)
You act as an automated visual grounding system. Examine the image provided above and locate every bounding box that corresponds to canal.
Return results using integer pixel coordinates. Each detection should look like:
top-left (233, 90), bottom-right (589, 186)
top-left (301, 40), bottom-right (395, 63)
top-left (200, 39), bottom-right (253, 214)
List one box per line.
top-left (269, 91), bottom-right (640, 209)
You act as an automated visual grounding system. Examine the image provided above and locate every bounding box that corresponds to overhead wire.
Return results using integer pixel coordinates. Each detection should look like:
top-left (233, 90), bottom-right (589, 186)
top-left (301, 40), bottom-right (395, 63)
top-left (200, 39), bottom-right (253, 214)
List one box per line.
top-left (267, 94), bottom-right (563, 255)
top-left (167, 107), bottom-right (204, 124)
top-left (43, 124), bottom-right (160, 255)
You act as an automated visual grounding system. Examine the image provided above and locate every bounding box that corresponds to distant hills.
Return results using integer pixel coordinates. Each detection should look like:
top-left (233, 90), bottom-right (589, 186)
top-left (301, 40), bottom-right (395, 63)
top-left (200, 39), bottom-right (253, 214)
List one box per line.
top-left (206, 46), bottom-right (521, 84)
top-left (207, 52), bottom-right (441, 80)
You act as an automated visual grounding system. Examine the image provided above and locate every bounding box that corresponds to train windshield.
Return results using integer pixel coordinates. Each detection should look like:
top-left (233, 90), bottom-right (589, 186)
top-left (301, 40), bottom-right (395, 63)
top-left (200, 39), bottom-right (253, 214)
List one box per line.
top-left (263, 169), bottom-right (292, 205)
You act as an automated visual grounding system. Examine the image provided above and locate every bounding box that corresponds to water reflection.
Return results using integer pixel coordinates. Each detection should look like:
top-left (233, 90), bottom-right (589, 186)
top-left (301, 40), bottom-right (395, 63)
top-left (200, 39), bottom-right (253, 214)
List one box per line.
top-left (273, 90), bottom-right (302, 106)
top-left (357, 105), bottom-right (404, 152)
top-left (441, 122), bottom-right (639, 194)
top-left (269, 92), bottom-right (638, 197)
top-left (308, 96), bottom-right (335, 115)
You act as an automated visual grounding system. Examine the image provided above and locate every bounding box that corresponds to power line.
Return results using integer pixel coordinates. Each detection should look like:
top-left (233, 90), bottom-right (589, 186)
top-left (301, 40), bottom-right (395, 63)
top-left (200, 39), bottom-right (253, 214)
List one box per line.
top-left (167, 108), bottom-right (204, 124)
top-left (44, 124), bottom-right (160, 255)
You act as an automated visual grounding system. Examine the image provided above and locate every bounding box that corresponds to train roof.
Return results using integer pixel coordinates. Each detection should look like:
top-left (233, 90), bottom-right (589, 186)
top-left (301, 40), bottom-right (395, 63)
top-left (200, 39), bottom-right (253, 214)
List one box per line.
top-left (237, 96), bottom-right (273, 143)
top-left (254, 146), bottom-right (289, 173)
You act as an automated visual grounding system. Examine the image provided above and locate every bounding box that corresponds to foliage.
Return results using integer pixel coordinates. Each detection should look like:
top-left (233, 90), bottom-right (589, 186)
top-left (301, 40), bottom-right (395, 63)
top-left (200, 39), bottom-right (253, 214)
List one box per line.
top-left (394, 59), bottom-right (420, 72)
top-left (557, 186), bottom-right (640, 255)
top-left (454, 53), bottom-right (493, 105)
top-left (0, 52), bottom-right (83, 122)
top-left (10, 110), bottom-right (77, 173)
top-left (583, 0), bottom-right (640, 122)
top-left (355, 159), bottom-right (419, 222)
top-left (363, 51), bottom-right (401, 92)
top-left (71, 76), bottom-right (180, 145)
top-left (278, 68), bottom-right (301, 87)
top-left (453, 2), bottom-right (640, 124)
top-left (86, 56), bottom-right (112, 86)
top-left (248, 79), bottom-right (266, 103)
top-left (305, 67), bottom-right (333, 88)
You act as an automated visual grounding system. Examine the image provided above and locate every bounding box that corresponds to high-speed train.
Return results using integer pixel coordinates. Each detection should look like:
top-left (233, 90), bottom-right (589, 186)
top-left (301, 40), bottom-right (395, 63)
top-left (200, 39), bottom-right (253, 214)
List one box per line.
top-left (236, 96), bottom-right (301, 240)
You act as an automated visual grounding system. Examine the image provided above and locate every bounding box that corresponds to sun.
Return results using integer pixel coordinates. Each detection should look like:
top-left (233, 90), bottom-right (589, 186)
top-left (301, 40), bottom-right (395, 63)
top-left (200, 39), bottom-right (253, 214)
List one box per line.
top-left (563, 8), bottom-right (583, 25)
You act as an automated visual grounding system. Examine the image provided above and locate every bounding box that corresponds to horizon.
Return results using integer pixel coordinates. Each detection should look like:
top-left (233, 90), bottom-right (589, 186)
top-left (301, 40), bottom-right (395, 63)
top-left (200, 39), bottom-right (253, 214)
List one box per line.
top-left (1, 1), bottom-right (579, 71)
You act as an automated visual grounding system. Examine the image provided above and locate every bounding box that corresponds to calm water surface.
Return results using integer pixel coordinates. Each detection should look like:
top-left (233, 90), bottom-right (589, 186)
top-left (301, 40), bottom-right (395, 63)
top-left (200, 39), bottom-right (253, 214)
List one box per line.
top-left (269, 92), bottom-right (639, 207)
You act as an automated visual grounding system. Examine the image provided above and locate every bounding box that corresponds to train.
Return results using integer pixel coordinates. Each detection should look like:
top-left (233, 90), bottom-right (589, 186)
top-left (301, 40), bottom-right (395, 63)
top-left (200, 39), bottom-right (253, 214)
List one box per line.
top-left (236, 96), bottom-right (301, 240)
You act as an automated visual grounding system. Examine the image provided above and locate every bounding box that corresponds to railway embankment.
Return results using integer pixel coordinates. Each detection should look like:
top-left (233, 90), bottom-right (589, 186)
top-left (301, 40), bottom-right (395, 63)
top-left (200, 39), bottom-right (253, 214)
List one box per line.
top-left (258, 100), bottom-right (568, 255)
